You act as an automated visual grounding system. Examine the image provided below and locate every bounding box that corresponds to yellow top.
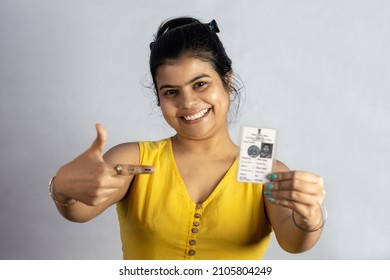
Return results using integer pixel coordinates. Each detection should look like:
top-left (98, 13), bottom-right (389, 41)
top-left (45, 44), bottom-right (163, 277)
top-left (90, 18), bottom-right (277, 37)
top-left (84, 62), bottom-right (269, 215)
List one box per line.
top-left (116, 138), bottom-right (272, 260)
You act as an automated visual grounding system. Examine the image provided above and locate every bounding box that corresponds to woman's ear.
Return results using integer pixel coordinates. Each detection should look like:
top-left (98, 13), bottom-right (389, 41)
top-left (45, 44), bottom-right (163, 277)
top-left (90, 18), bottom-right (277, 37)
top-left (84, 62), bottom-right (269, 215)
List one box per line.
top-left (224, 71), bottom-right (233, 93)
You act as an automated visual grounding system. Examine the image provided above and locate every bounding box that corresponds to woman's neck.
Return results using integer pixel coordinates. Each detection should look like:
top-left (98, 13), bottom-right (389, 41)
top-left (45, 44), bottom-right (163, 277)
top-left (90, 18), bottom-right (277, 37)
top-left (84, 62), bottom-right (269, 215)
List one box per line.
top-left (171, 129), bottom-right (237, 157)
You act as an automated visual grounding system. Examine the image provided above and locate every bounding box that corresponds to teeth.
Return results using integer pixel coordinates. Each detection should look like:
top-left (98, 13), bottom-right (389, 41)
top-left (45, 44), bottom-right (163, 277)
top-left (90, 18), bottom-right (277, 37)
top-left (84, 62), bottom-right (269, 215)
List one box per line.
top-left (183, 109), bottom-right (209, 121)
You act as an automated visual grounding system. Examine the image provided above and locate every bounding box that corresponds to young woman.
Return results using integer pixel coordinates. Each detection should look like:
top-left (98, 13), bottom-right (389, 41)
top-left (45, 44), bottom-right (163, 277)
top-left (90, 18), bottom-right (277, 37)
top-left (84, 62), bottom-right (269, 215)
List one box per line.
top-left (49, 17), bottom-right (326, 259)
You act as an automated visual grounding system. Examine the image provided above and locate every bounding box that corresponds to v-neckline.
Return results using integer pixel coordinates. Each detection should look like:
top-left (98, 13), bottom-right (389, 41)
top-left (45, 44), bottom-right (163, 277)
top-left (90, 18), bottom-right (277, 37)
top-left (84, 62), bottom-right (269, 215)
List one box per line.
top-left (166, 137), bottom-right (238, 207)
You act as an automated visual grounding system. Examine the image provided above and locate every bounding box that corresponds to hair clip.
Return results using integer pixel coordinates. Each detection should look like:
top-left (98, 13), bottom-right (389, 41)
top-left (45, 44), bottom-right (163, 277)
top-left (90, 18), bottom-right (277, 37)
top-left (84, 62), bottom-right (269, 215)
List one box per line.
top-left (208, 19), bottom-right (220, 33)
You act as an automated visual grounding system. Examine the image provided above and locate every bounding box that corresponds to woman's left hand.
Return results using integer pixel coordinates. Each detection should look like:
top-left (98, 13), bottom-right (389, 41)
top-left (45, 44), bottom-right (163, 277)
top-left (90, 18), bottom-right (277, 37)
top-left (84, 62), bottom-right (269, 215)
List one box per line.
top-left (265, 171), bottom-right (326, 231)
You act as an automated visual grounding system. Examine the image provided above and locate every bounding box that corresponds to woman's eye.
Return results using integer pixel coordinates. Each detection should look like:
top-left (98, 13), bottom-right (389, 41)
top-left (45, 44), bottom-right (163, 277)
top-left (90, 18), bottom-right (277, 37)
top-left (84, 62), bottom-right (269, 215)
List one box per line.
top-left (164, 89), bottom-right (177, 96)
top-left (194, 82), bottom-right (206, 88)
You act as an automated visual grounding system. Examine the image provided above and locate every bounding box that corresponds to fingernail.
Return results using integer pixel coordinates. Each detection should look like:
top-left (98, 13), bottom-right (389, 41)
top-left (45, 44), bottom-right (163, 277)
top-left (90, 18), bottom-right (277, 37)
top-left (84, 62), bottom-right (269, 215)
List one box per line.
top-left (267, 197), bottom-right (275, 202)
top-left (269, 173), bottom-right (277, 180)
top-left (266, 183), bottom-right (273, 190)
top-left (143, 167), bottom-right (155, 173)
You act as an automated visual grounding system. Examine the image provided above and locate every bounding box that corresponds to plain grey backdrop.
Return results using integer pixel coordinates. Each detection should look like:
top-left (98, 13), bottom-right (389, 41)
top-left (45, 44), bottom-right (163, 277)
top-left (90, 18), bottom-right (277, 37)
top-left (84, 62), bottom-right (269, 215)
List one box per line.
top-left (1, 0), bottom-right (389, 259)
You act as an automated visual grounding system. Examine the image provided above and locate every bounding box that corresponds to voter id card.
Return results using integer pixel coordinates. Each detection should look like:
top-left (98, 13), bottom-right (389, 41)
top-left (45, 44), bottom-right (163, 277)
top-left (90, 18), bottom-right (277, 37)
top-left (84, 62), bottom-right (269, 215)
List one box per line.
top-left (237, 126), bottom-right (277, 183)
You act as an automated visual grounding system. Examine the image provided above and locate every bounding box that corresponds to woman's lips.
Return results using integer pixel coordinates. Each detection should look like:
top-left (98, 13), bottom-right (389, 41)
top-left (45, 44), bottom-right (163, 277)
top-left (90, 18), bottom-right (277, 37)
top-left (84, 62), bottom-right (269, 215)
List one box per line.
top-left (182, 108), bottom-right (210, 121)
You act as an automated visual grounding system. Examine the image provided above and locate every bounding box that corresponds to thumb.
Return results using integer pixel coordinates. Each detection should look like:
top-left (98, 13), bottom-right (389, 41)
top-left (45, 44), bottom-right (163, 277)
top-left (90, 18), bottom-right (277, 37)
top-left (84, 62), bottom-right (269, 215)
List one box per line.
top-left (89, 123), bottom-right (107, 156)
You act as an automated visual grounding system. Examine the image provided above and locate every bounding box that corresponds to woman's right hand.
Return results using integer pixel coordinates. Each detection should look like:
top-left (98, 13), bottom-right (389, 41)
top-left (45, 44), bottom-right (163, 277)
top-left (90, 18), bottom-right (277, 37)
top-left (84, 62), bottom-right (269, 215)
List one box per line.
top-left (53, 124), bottom-right (154, 207)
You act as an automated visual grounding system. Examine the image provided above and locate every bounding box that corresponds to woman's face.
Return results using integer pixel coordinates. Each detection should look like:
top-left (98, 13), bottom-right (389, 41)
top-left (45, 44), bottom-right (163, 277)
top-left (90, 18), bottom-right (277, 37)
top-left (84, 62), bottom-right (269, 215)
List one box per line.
top-left (155, 56), bottom-right (230, 140)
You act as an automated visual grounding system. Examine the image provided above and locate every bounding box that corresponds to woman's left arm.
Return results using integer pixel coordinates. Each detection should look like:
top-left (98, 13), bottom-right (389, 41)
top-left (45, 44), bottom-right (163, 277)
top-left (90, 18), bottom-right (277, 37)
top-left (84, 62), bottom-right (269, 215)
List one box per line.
top-left (264, 161), bottom-right (326, 253)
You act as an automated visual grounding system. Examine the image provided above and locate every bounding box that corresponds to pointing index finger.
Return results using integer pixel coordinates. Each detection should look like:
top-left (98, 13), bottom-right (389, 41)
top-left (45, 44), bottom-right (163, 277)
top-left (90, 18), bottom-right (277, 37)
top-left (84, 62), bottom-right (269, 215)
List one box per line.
top-left (114, 164), bottom-right (155, 176)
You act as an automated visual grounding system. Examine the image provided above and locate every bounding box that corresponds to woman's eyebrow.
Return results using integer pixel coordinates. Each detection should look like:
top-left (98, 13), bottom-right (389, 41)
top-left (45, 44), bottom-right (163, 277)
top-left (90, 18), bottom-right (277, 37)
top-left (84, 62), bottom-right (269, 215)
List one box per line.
top-left (158, 74), bottom-right (211, 91)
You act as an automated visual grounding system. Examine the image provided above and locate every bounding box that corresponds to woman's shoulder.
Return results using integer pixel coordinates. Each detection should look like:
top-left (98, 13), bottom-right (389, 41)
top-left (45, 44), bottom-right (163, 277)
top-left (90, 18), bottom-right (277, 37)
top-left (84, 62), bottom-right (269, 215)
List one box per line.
top-left (103, 138), bottom-right (171, 164)
top-left (103, 142), bottom-right (140, 165)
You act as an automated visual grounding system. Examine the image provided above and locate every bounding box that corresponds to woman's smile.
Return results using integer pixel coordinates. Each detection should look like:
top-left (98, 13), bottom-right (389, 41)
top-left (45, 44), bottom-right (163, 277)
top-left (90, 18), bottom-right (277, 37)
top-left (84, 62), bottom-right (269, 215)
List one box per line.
top-left (181, 108), bottom-right (211, 121)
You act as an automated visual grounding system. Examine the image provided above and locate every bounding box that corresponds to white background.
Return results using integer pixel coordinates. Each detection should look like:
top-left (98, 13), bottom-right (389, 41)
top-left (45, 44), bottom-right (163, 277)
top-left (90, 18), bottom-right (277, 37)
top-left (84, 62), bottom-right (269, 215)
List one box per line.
top-left (1, 0), bottom-right (389, 259)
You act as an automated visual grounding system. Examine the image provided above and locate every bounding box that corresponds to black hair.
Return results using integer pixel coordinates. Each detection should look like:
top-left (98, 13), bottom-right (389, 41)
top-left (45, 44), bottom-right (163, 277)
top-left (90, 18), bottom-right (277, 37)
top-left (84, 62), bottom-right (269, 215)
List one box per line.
top-left (149, 17), bottom-right (244, 124)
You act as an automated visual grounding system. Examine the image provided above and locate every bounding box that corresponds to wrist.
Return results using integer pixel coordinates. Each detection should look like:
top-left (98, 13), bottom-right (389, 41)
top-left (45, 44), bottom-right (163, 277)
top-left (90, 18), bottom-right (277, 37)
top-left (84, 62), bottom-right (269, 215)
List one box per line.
top-left (48, 176), bottom-right (78, 207)
top-left (292, 205), bottom-right (327, 232)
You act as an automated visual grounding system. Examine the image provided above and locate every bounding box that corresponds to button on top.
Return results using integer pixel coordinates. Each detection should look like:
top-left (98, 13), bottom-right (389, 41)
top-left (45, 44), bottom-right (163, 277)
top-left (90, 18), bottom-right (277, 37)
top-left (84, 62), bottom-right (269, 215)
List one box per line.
top-left (196, 203), bottom-right (203, 209)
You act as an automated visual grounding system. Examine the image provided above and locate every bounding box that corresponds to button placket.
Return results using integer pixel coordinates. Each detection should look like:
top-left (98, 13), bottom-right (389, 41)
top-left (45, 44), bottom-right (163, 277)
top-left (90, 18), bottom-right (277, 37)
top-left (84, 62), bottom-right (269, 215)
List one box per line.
top-left (188, 203), bottom-right (203, 257)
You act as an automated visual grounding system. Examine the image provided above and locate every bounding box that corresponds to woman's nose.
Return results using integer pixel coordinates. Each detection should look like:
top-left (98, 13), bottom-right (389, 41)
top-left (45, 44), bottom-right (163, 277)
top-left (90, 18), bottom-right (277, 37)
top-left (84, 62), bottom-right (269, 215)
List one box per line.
top-left (180, 90), bottom-right (198, 108)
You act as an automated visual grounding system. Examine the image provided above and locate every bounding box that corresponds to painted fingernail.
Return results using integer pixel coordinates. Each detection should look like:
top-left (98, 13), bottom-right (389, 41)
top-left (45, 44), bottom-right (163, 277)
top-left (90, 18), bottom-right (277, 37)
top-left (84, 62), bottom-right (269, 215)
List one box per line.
top-left (267, 197), bottom-right (275, 202)
top-left (265, 190), bottom-right (271, 196)
top-left (270, 173), bottom-right (277, 180)
top-left (266, 183), bottom-right (273, 190)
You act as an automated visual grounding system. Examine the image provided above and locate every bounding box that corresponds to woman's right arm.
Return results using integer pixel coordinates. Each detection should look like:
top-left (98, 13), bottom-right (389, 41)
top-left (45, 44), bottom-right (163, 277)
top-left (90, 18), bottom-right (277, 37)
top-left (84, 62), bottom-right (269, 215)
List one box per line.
top-left (50, 124), bottom-right (153, 222)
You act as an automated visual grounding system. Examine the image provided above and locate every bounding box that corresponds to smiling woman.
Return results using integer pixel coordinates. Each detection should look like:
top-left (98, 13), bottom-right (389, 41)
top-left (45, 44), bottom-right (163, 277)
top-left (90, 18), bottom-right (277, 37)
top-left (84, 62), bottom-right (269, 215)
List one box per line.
top-left (156, 57), bottom-right (231, 140)
top-left (50, 16), bottom-right (326, 260)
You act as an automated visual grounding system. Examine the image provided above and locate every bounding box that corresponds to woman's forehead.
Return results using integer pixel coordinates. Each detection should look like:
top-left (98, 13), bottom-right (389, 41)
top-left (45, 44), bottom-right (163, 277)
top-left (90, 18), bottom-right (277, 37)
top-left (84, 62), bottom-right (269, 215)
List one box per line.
top-left (155, 57), bottom-right (216, 83)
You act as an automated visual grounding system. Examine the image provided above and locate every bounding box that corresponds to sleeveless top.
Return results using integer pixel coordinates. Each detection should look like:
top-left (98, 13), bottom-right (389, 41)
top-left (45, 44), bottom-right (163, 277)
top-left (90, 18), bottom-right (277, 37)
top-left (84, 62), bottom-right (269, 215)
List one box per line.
top-left (116, 138), bottom-right (272, 259)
